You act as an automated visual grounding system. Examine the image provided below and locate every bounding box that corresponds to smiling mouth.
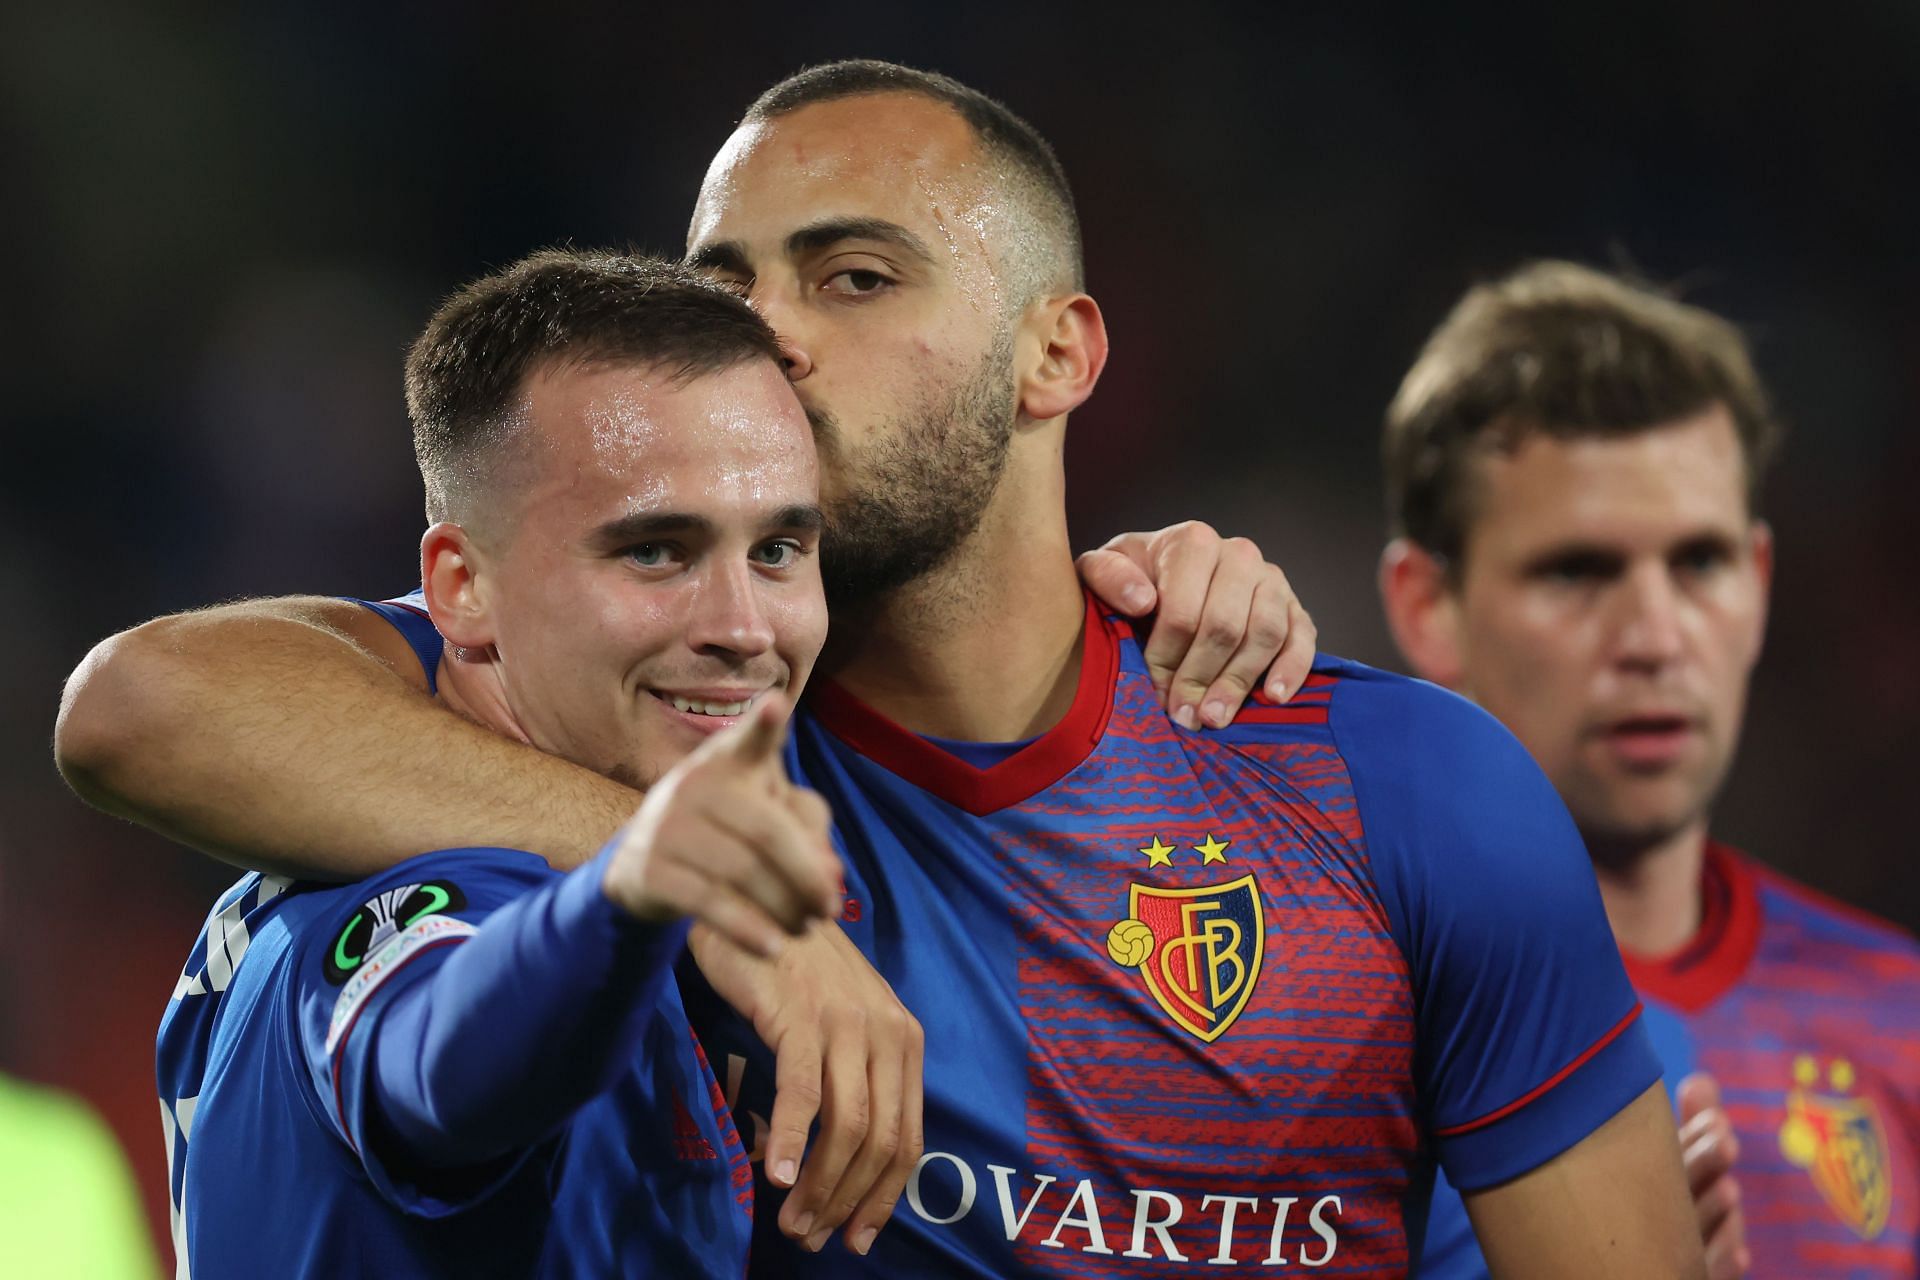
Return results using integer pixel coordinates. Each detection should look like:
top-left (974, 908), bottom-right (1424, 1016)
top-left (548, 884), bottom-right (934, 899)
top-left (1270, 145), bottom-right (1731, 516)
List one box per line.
top-left (650, 691), bottom-right (757, 717)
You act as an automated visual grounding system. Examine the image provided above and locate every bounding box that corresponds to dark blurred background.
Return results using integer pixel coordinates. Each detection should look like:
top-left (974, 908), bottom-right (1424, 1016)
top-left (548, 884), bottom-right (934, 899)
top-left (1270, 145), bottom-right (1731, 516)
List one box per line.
top-left (6, 0), bottom-right (1916, 1256)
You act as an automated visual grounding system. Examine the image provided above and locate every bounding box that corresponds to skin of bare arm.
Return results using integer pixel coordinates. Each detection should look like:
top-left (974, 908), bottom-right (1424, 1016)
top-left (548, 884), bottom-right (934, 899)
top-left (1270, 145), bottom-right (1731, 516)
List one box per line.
top-left (1463, 1083), bottom-right (1708, 1280)
top-left (55, 596), bottom-right (639, 881)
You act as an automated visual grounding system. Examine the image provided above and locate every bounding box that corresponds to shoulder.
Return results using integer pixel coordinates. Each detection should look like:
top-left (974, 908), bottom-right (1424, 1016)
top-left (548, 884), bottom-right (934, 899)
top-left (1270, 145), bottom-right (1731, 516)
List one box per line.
top-left (294, 848), bottom-right (556, 972)
top-left (1741, 848), bottom-right (1920, 972)
top-left (1307, 654), bottom-right (1547, 805)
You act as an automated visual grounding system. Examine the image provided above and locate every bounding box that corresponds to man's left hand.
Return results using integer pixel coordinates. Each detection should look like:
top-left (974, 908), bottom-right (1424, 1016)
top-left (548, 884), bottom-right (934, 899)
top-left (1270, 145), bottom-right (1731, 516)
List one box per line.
top-left (1078, 521), bottom-right (1317, 727)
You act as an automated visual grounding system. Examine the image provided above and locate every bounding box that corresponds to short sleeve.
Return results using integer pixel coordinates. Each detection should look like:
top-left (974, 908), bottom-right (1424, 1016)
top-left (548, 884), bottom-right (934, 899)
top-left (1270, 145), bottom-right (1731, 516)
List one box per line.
top-left (345, 591), bottom-right (442, 691)
top-left (285, 847), bottom-right (557, 1214)
top-left (1328, 669), bottom-right (1660, 1190)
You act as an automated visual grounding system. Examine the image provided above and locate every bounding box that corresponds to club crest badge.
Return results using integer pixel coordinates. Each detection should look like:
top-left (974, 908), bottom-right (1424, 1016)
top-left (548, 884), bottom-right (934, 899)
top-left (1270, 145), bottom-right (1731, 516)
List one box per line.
top-left (1779, 1054), bottom-right (1891, 1240)
top-left (1104, 834), bottom-right (1264, 1043)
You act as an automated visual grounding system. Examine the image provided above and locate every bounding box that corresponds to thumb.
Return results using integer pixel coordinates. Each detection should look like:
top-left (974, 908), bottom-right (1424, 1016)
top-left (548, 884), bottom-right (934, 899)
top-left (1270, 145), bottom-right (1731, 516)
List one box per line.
top-left (1677, 1071), bottom-right (1722, 1123)
top-left (1077, 542), bottom-right (1156, 616)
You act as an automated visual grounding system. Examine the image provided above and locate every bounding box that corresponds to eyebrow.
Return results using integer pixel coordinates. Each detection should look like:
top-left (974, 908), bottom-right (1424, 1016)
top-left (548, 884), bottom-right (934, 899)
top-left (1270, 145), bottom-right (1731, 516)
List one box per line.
top-left (588, 504), bottom-right (824, 550)
top-left (687, 217), bottom-right (936, 275)
top-left (785, 217), bottom-right (935, 265)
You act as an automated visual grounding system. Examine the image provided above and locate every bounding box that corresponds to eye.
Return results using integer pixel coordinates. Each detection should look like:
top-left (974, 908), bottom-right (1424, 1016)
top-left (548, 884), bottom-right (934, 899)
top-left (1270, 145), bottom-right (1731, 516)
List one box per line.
top-left (625, 543), bottom-right (677, 568)
top-left (751, 539), bottom-right (805, 568)
top-left (1535, 551), bottom-right (1621, 586)
top-left (1672, 540), bottom-right (1732, 577)
top-left (821, 268), bottom-right (892, 297)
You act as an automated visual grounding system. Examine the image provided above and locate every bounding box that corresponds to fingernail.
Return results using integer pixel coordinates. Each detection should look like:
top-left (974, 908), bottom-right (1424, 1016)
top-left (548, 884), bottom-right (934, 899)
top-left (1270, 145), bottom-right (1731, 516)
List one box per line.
top-left (1172, 705), bottom-right (1199, 731)
top-left (1267, 680), bottom-right (1287, 702)
top-left (807, 1228), bottom-right (832, 1253)
top-left (792, 1212), bottom-right (814, 1238)
top-left (773, 1159), bottom-right (797, 1186)
top-left (852, 1226), bottom-right (878, 1256)
top-left (1202, 699), bottom-right (1229, 727)
top-left (1123, 584), bottom-right (1152, 612)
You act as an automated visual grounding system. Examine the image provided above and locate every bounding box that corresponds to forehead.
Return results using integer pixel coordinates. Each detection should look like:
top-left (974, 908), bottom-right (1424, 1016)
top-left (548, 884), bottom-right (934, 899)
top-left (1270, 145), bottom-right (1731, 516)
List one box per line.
top-left (689, 94), bottom-right (991, 251)
top-left (521, 357), bottom-right (816, 508)
top-left (1468, 407), bottom-right (1750, 551)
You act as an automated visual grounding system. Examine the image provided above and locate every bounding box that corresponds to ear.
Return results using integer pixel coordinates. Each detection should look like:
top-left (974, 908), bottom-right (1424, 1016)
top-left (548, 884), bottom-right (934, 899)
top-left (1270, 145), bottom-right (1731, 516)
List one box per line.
top-left (1017, 293), bottom-right (1108, 423)
top-left (420, 522), bottom-right (498, 652)
top-left (1749, 519), bottom-right (1774, 599)
top-left (1377, 537), bottom-right (1468, 688)
top-left (1747, 518), bottom-right (1774, 657)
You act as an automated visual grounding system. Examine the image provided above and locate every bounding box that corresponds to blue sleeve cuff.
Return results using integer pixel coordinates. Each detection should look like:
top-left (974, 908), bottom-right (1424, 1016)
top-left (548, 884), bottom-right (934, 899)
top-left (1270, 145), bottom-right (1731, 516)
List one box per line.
top-left (1435, 1005), bottom-right (1662, 1191)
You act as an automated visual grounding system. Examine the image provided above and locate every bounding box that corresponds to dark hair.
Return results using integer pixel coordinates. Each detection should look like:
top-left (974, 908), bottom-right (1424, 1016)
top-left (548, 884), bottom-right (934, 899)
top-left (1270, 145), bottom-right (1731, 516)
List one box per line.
top-left (1384, 260), bottom-right (1783, 564)
top-left (743, 59), bottom-right (1083, 301)
top-left (405, 248), bottom-right (785, 524)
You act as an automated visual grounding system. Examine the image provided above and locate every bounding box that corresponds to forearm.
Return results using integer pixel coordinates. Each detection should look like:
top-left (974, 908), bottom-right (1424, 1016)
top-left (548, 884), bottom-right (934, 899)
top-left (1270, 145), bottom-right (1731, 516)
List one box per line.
top-left (56, 600), bottom-right (636, 878)
top-left (367, 848), bottom-right (687, 1168)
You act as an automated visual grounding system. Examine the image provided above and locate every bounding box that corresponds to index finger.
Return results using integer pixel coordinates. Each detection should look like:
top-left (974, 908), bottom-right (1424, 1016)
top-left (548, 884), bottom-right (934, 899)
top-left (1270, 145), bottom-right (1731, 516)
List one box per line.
top-left (711, 691), bottom-right (791, 767)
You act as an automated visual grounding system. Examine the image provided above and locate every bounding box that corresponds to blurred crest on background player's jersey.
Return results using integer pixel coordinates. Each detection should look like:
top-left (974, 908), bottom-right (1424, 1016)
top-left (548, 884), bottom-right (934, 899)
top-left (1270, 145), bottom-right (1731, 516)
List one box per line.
top-left (1108, 874), bottom-right (1266, 1042)
top-left (1780, 1053), bottom-right (1892, 1239)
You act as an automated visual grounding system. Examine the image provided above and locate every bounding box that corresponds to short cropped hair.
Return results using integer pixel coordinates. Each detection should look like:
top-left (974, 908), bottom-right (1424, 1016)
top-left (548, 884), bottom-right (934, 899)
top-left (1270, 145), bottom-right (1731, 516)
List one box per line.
top-left (742, 59), bottom-right (1083, 306)
top-left (1384, 260), bottom-right (1783, 565)
top-left (406, 248), bottom-right (785, 526)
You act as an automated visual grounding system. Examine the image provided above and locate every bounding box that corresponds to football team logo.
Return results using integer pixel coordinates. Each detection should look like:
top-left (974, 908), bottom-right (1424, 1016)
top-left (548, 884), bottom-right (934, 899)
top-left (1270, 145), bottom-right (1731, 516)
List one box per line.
top-left (1779, 1054), bottom-right (1891, 1240)
top-left (1104, 834), bottom-right (1264, 1043)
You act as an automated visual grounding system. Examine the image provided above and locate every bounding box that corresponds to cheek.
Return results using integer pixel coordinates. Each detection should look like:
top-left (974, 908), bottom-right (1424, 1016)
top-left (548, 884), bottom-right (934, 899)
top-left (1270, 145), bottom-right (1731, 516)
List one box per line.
top-left (1463, 600), bottom-right (1598, 728)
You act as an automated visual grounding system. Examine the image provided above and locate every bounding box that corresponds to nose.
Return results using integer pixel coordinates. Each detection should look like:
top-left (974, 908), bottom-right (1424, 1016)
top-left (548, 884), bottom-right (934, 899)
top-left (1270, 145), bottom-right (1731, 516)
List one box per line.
top-left (749, 286), bottom-right (814, 382)
top-left (1611, 563), bottom-right (1686, 672)
top-left (688, 558), bottom-right (776, 659)
top-left (776, 332), bottom-right (813, 381)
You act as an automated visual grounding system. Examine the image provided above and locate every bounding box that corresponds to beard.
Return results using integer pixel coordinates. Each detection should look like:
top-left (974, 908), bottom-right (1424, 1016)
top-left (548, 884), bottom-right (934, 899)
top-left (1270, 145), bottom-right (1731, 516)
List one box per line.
top-left (811, 328), bottom-right (1018, 614)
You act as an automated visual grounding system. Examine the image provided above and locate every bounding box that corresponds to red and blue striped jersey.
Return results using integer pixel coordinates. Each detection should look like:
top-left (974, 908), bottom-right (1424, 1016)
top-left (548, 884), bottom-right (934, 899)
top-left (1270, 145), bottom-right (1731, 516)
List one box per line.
top-left (688, 596), bottom-right (1660, 1275)
top-left (1638, 845), bottom-right (1920, 1275)
top-left (1424, 842), bottom-right (1920, 1278)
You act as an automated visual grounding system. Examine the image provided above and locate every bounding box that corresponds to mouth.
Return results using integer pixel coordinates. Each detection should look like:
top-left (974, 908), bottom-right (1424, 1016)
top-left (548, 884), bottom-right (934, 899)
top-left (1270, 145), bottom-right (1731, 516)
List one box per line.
top-left (646, 687), bottom-right (774, 731)
top-left (1596, 714), bottom-right (1700, 768)
top-left (656, 692), bottom-right (757, 717)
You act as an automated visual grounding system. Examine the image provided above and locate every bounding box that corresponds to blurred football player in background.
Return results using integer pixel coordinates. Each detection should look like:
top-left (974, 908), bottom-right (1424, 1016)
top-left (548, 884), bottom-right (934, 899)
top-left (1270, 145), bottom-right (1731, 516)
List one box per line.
top-left (1380, 260), bottom-right (1920, 1279)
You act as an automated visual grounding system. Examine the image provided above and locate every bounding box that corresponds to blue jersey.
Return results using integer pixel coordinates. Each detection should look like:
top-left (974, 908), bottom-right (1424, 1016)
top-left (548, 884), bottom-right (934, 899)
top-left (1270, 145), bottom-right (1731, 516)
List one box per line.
top-left (679, 596), bottom-right (1660, 1275)
top-left (156, 842), bottom-right (754, 1277)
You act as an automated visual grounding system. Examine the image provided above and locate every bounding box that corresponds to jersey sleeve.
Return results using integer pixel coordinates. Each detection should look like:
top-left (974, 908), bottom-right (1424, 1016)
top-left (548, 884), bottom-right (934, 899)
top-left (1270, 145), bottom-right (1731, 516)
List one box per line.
top-left (286, 843), bottom-right (687, 1216)
top-left (1328, 669), bottom-right (1660, 1191)
top-left (345, 591), bottom-right (442, 691)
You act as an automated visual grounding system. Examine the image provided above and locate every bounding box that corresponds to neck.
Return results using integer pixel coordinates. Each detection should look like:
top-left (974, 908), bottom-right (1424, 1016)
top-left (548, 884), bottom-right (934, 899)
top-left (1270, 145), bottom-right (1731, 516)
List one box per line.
top-left (1590, 821), bottom-right (1711, 957)
top-left (821, 437), bottom-right (1084, 741)
top-left (434, 644), bottom-right (534, 745)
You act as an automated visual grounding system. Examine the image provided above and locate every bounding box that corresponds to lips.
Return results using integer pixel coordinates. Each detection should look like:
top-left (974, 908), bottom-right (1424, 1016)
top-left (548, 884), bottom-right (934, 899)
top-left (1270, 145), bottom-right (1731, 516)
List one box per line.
top-left (646, 687), bottom-right (772, 730)
top-left (661, 693), bottom-right (754, 717)
top-left (1597, 714), bottom-right (1699, 768)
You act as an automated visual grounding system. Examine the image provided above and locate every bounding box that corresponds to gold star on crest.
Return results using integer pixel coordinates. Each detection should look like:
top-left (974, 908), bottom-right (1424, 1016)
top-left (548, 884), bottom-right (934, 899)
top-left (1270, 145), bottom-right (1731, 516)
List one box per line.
top-left (1196, 834), bottom-right (1230, 864)
top-left (1140, 836), bottom-right (1176, 867)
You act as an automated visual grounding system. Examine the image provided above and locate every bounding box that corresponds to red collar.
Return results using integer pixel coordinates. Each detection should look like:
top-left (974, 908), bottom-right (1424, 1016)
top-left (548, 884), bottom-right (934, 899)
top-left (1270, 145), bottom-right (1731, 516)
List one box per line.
top-left (1620, 841), bottom-right (1762, 1013)
top-left (804, 594), bottom-right (1121, 815)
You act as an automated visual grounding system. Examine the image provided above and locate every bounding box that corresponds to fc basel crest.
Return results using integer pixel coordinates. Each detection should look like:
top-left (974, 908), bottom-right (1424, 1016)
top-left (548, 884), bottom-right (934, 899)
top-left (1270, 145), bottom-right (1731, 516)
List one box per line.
top-left (325, 880), bottom-right (467, 985)
top-left (1779, 1054), bottom-right (1892, 1239)
top-left (1105, 836), bottom-right (1264, 1042)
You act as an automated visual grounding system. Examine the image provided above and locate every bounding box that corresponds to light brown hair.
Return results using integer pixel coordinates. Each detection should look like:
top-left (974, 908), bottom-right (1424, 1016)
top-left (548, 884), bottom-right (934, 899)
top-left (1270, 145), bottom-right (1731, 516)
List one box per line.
top-left (1384, 260), bottom-right (1782, 564)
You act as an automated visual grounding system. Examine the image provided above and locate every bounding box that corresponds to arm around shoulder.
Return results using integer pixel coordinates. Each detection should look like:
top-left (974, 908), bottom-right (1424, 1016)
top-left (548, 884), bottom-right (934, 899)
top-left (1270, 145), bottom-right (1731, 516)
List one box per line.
top-left (55, 595), bottom-right (637, 879)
